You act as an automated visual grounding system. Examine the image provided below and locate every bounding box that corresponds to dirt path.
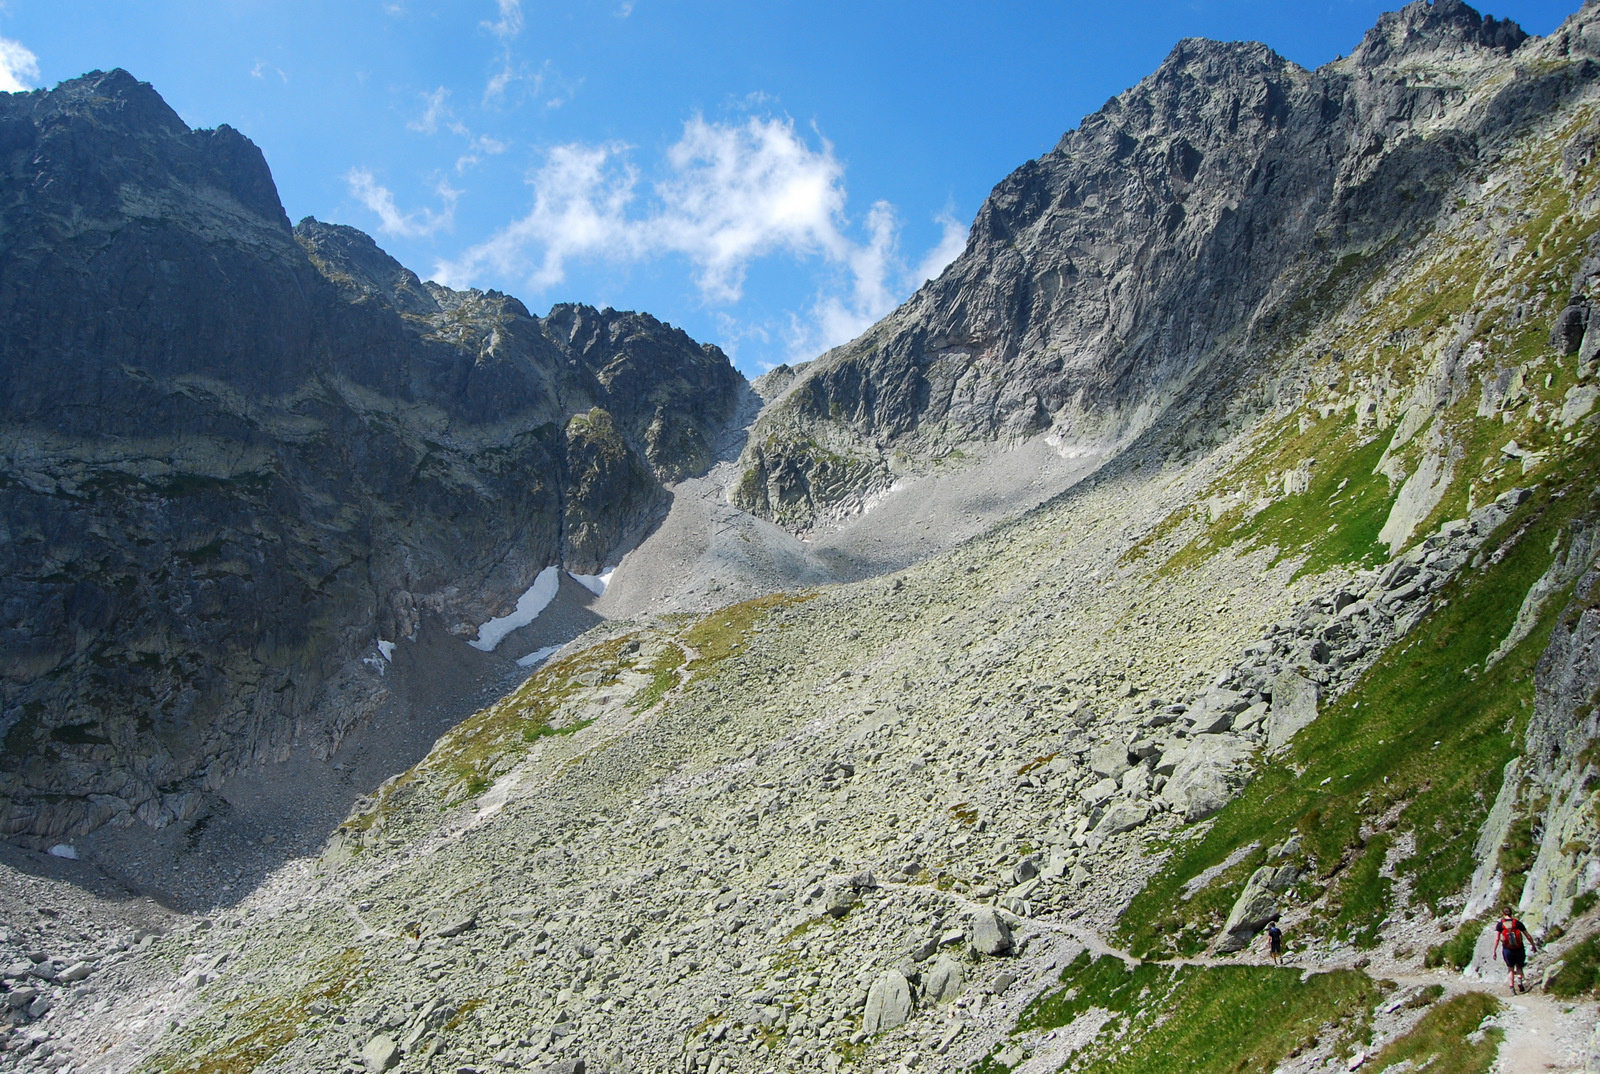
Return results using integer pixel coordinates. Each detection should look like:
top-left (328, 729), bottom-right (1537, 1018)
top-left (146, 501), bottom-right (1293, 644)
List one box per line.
top-left (876, 877), bottom-right (1597, 1072)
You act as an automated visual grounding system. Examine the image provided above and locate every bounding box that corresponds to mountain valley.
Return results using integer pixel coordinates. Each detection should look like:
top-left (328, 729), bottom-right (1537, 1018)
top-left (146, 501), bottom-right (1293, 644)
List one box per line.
top-left (8, 3), bottom-right (1600, 1073)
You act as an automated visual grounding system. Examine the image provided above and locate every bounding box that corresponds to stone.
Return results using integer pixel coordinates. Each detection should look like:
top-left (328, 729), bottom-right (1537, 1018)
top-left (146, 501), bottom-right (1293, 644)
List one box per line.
top-left (863, 970), bottom-right (914, 1034)
top-left (992, 971), bottom-right (1018, 994)
top-left (1088, 743), bottom-right (1129, 778)
top-left (1563, 384), bottom-right (1599, 427)
top-left (1216, 866), bottom-right (1281, 952)
top-left (57, 961), bottom-right (92, 983)
top-left (361, 1034), bottom-right (401, 1072)
top-left (1088, 802), bottom-right (1151, 848)
top-left (1186, 689), bottom-right (1246, 734)
top-left (1160, 735), bottom-right (1254, 822)
top-left (1011, 857), bottom-right (1040, 885)
top-left (923, 956), bottom-right (965, 1004)
top-left (969, 909), bottom-right (1013, 956)
top-left (1083, 778), bottom-right (1119, 805)
top-left (1266, 673), bottom-right (1319, 753)
top-left (824, 886), bottom-right (855, 919)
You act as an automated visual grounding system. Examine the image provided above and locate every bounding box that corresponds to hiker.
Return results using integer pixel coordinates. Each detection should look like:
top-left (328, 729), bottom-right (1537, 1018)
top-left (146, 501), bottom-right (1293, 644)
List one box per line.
top-left (1493, 907), bottom-right (1536, 994)
top-left (1265, 921), bottom-right (1284, 965)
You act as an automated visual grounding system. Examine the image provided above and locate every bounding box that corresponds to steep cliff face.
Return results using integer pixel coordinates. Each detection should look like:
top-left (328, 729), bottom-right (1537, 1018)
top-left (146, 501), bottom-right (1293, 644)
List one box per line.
top-left (0, 70), bottom-right (744, 845)
top-left (735, 0), bottom-right (1587, 528)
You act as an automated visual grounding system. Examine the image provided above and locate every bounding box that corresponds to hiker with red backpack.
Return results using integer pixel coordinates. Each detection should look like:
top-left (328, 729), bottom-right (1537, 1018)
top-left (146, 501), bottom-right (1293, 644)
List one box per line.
top-left (1493, 907), bottom-right (1537, 994)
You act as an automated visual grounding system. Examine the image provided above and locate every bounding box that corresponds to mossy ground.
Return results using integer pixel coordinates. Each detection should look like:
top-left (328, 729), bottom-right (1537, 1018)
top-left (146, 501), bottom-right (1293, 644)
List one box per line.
top-left (141, 949), bottom-right (371, 1074)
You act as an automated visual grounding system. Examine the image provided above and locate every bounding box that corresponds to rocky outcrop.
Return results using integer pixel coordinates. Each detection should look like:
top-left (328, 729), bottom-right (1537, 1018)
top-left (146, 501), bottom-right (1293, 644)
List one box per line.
top-left (1519, 542), bottom-right (1600, 930)
top-left (0, 71), bottom-right (744, 845)
top-left (735, 0), bottom-right (1593, 529)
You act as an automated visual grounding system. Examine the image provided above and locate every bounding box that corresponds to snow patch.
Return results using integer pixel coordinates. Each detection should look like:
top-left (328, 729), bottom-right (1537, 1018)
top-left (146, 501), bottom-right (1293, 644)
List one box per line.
top-left (377, 640), bottom-right (395, 662)
top-left (470, 566), bottom-right (561, 652)
top-left (516, 644), bottom-right (564, 668)
top-left (569, 568), bottom-right (614, 597)
top-left (48, 844), bottom-right (77, 860)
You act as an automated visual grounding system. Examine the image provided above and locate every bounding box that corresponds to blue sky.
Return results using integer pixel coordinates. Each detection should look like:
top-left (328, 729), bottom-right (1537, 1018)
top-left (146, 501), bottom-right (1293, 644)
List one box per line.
top-left (0, 1), bottom-right (1584, 374)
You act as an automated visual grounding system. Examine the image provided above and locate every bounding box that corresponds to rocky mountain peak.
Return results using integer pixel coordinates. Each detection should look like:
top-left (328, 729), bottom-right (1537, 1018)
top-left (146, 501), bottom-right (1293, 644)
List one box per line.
top-left (1349, 0), bottom-right (1528, 67)
top-left (294, 217), bottom-right (441, 316)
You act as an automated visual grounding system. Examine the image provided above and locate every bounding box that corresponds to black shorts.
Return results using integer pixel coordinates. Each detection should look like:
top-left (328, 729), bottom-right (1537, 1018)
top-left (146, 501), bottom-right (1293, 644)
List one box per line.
top-left (1504, 947), bottom-right (1526, 971)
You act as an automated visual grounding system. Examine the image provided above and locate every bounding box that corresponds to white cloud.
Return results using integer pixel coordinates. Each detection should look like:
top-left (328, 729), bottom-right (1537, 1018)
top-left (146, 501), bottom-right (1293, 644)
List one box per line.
top-left (484, 0), bottom-right (523, 40)
top-left (0, 36), bottom-right (40, 93)
top-left (455, 133), bottom-right (508, 173)
top-left (346, 169), bottom-right (458, 238)
top-left (615, 1), bottom-right (635, 16)
top-left (914, 211), bottom-right (968, 286)
top-left (435, 143), bottom-right (638, 289)
top-left (436, 113), bottom-right (969, 363)
top-left (409, 86), bottom-right (452, 134)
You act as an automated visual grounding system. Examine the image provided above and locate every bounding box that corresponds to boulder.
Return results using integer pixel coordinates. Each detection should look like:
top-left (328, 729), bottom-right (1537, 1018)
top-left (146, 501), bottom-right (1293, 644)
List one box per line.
top-left (1088, 743), bottom-right (1129, 778)
top-left (923, 956), bottom-right (965, 1003)
top-left (969, 908), bottom-right (1014, 956)
top-left (1083, 777), bottom-right (1119, 805)
top-left (1160, 735), bottom-right (1254, 822)
top-left (1266, 673), bottom-right (1319, 752)
top-left (361, 1034), bottom-right (401, 1073)
top-left (1216, 866), bottom-right (1280, 953)
top-left (863, 969), bottom-right (914, 1034)
top-left (1088, 801), bottom-right (1151, 848)
top-left (1187, 688), bottom-right (1247, 734)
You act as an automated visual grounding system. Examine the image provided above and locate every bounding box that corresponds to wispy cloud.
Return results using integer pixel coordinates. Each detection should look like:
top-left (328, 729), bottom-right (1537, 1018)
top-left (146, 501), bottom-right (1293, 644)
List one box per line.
top-left (435, 114), bottom-right (965, 360)
top-left (484, 0), bottom-right (523, 40)
top-left (346, 169), bottom-right (459, 238)
top-left (914, 211), bottom-right (968, 287)
top-left (409, 86), bottom-right (454, 134)
top-left (0, 36), bottom-right (39, 93)
top-left (250, 59), bottom-right (288, 83)
top-left (615, 1), bottom-right (635, 16)
top-left (455, 133), bottom-right (508, 173)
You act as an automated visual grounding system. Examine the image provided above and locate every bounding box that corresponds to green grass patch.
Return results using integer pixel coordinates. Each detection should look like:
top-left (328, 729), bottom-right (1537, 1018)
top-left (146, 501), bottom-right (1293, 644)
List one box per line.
top-left (1121, 449), bottom-right (1599, 958)
top-left (1425, 917), bottom-right (1488, 971)
top-left (629, 643), bottom-right (686, 712)
top-left (1007, 953), bottom-right (1384, 1073)
top-left (1364, 991), bottom-right (1501, 1074)
top-left (1225, 420), bottom-right (1396, 576)
top-left (1327, 832), bottom-right (1394, 949)
top-left (1546, 931), bottom-right (1600, 996)
top-left (682, 591), bottom-right (816, 673)
top-left (522, 717), bottom-right (594, 742)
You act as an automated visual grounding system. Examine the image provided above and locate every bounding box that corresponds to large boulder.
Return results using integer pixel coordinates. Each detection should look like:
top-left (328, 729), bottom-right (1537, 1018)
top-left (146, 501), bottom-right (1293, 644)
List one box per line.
top-left (1160, 734), bottom-right (1255, 822)
top-left (1216, 866), bottom-right (1280, 953)
top-left (923, 956), bottom-right (966, 1004)
top-left (969, 908), bottom-right (1014, 956)
top-left (1087, 801), bottom-right (1151, 848)
top-left (863, 969), bottom-right (914, 1034)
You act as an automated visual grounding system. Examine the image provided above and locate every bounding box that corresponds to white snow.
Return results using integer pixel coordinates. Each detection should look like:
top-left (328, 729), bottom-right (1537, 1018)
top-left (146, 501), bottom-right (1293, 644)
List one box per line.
top-left (47, 844), bottom-right (77, 860)
top-left (568, 568), bottom-right (614, 596)
top-left (516, 644), bottom-right (565, 668)
top-left (469, 566), bottom-right (561, 652)
top-left (377, 640), bottom-right (395, 662)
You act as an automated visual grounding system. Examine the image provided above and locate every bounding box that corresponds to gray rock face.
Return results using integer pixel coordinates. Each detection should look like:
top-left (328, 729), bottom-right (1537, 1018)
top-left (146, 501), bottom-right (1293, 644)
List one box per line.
top-left (733, 0), bottom-right (1573, 530)
top-left (862, 969), bottom-right (913, 1034)
top-left (0, 70), bottom-right (745, 847)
